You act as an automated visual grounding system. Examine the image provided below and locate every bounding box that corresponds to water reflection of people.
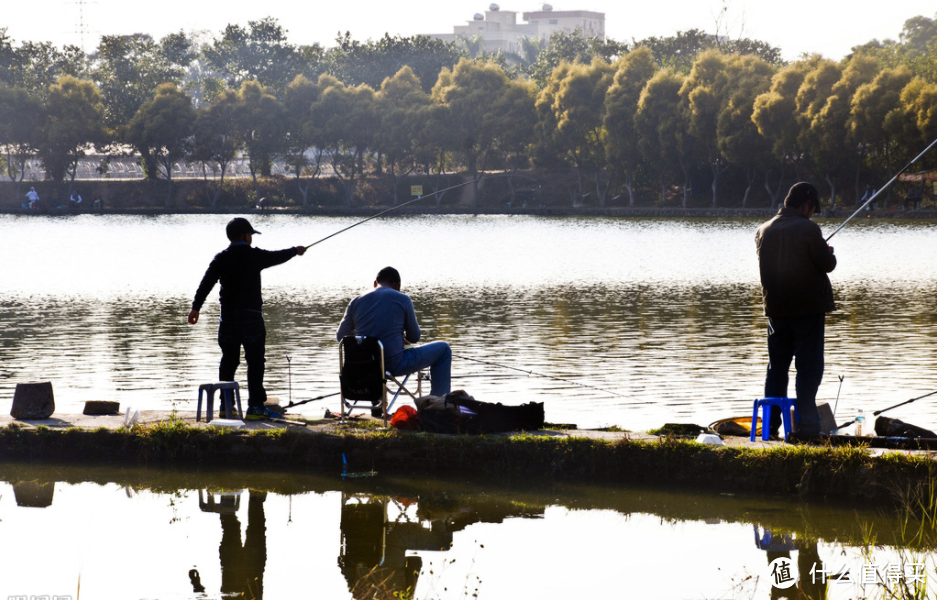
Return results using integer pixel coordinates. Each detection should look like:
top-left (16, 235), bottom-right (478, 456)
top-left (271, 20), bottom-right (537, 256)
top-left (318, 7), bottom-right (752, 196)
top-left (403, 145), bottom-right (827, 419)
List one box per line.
top-left (754, 525), bottom-right (827, 600)
top-left (338, 491), bottom-right (544, 599)
top-left (221, 490), bottom-right (267, 597)
top-left (339, 495), bottom-right (424, 599)
top-left (192, 489), bottom-right (267, 599)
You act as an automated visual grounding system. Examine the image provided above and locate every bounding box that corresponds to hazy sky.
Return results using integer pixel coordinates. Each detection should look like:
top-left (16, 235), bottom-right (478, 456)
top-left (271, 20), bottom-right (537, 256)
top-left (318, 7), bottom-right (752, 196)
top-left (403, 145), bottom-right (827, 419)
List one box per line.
top-left (3, 0), bottom-right (935, 61)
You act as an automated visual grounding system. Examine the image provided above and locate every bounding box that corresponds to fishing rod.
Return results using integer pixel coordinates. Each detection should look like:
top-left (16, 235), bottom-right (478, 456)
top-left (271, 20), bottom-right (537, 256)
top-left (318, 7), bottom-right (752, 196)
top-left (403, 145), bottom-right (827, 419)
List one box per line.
top-left (452, 353), bottom-right (629, 398)
top-left (832, 374), bottom-right (844, 419)
top-left (305, 174), bottom-right (509, 250)
top-left (281, 390), bottom-right (341, 410)
top-left (835, 389), bottom-right (937, 430)
top-left (825, 137), bottom-right (937, 242)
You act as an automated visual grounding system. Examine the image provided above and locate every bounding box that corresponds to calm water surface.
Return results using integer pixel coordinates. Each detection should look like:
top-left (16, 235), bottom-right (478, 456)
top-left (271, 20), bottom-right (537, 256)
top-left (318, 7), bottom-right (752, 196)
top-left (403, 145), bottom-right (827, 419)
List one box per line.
top-left (3, 213), bottom-right (937, 430)
top-left (0, 463), bottom-right (933, 600)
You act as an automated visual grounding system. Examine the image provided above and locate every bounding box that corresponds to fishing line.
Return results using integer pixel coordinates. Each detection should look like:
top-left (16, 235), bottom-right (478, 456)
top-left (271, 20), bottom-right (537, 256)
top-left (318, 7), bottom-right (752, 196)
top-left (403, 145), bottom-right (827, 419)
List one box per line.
top-left (825, 137), bottom-right (937, 242)
top-left (452, 353), bottom-right (629, 399)
top-left (835, 388), bottom-right (937, 430)
top-left (305, 174), bottom-right (511, 250)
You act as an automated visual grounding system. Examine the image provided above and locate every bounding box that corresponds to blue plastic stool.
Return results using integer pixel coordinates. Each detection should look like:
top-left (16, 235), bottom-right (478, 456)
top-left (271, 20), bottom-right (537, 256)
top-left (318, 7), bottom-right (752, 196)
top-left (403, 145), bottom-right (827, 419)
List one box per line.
top-left (197, 382), bottom-right (243, 422)
top-left (751, 397), bottom-right (798, 442)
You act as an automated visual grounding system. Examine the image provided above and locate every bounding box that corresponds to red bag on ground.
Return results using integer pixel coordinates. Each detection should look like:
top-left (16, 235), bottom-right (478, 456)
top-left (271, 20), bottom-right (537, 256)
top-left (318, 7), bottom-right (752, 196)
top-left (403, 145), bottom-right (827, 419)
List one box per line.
top-left (390, 405), bottom-right (419, 430)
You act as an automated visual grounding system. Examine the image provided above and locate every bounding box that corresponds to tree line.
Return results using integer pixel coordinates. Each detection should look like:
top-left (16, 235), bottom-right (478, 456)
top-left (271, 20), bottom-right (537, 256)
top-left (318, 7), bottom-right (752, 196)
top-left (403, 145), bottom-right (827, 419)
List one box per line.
top-left (1, 14), bottom-right (936, 209)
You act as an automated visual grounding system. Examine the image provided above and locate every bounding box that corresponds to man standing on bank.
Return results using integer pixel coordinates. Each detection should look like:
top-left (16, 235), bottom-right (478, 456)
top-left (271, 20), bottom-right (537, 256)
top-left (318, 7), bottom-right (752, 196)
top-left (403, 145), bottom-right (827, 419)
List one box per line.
top-left (188, 217), bottom-right (307, 419)
top-left (755, 182), bottom-right (837, 438)
top-left (336, 266), bottom-right (451, 398)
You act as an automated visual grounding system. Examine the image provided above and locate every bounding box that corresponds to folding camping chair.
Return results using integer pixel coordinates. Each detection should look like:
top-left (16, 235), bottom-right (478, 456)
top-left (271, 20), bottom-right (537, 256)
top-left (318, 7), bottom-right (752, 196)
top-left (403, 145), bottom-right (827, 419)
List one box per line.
top-left (339, 336), bottom-right (424, 425)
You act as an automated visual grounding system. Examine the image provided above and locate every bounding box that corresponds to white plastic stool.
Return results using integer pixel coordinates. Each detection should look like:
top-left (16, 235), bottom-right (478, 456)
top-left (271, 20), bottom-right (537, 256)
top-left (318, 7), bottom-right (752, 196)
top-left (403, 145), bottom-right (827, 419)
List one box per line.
top-left (197, 382), bottom-right (243, 422)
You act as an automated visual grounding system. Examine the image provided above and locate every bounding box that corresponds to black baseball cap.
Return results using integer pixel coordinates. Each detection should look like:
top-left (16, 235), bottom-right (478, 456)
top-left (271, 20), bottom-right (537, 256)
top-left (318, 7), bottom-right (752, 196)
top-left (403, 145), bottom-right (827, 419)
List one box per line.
top-left (226, 217), bottom-right (260, 240)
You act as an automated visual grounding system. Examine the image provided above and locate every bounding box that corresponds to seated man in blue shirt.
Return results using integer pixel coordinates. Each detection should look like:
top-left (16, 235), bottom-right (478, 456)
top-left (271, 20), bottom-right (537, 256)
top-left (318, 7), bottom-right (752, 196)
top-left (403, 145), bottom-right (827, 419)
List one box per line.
top-left (336, 266), bottom-right (451, 398)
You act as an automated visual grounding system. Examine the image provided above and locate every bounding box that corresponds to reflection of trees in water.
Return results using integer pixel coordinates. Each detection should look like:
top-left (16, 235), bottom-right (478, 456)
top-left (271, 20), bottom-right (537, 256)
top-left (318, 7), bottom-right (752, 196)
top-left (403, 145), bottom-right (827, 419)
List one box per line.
top-left (339, 491), bottom-right (544, 599)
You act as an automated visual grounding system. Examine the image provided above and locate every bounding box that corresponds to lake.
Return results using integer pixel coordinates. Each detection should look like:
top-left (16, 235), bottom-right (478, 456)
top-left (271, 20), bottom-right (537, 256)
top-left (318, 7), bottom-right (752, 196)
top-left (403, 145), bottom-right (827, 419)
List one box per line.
top-left (0, 463), bottom-right (932, 600)
top-left (3, 213), bottom-right (937, 431)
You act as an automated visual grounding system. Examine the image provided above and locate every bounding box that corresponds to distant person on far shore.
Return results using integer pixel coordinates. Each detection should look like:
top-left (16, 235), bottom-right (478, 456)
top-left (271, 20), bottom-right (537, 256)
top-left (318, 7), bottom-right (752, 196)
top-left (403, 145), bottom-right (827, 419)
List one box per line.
top-left (69, 191), bottom-right (82, 211)
top-left (25, 187), bottom-right (39, 211)
top-left (860, 183), bottom-right (876, 211)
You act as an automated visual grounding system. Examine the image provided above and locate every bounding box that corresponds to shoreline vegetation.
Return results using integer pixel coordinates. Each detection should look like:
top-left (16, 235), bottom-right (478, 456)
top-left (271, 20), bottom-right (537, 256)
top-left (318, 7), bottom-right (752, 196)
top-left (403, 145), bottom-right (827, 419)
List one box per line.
top-left (3, 16), bottom-right (937, 218)
top-left (3, 179), bottom-right (937, 219)
top-left (2, 418), bottom-right (937, 510)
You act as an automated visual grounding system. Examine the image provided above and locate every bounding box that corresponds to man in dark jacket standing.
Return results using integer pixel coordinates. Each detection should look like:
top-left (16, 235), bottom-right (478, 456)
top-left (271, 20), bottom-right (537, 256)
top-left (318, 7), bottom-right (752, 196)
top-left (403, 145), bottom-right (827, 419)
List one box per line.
top-left (188, 218), bottom-right (306, 418)
top-left (755, 182), bottom-right (837, 437)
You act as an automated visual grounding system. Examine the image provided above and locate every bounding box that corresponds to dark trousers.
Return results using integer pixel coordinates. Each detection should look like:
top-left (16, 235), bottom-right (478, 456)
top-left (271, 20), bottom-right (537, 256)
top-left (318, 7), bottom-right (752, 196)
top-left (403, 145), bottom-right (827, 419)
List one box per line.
top-left (765, 313), bottom-right (825, 435)
top-left (218, 309), bottom-right (266, 408)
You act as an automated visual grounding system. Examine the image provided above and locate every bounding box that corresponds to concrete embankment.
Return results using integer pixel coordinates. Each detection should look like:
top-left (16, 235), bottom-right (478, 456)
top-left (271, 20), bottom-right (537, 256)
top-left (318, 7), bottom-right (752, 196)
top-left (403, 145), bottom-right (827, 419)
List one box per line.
top-left (0, 411), bottom-right (934, 508)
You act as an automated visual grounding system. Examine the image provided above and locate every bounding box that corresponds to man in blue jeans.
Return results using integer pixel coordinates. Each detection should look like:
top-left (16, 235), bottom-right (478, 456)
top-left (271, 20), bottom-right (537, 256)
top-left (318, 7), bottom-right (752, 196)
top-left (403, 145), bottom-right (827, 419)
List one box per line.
top-left (755, 182), bottom-right (837, 438)
top-left (336, 267), bottom-right (452, 400)
top-left (188, 217), bottom-right (307, 419)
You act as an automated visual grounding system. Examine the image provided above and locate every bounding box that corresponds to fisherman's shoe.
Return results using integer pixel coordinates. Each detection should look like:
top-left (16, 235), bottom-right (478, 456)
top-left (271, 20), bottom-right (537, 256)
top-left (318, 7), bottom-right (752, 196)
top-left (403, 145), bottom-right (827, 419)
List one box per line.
top-left (246, 406), bottom-right (282, 420)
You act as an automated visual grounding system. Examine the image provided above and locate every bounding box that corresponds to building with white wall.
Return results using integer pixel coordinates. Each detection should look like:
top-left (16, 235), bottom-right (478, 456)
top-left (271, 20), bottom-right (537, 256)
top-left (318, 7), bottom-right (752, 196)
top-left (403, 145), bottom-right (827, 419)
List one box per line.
top-left (430, 4), bottom-right (605, 55)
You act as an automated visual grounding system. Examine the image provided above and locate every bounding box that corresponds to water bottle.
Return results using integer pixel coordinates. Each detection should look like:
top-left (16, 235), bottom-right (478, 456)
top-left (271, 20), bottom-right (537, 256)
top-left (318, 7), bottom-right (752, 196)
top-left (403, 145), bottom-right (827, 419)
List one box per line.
top-left (856, 409), bottom-right (865, 437)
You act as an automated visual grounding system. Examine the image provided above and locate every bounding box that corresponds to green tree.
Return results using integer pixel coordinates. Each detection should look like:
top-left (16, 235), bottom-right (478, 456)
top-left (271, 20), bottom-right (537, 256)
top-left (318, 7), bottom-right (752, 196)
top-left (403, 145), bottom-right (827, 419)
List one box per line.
top-left (374, 66), bottom-right (431, 205)
top-left (717, 54), bottom-right (775, 207)
top-left (0, 33), bottom-right (87, 96)
top-left (37, 76), bottom-right (106, 195)
top-left (634, 68), bottom-right (692, 206)
top-left (901, 77), bottom-right (937, 150)
top-left (412, 102), bottom-right (459, 207)
top-left (309, 75), bottom-right (377, 206)
top-left (431, 58), bottom-right (518, 206)
top-left (797, 54), bottom-right (878, 207)
top-left (0, 84), bottom-right (44, 202)
top-left (528, 29), bottom-right (627, 88)
top-left (125, 83), bottom-right (196, 207)
top-left (203, 18), bottom-right (301, 96)
top-left (680, 49), bottom-right (731, 207)
top-left (325, 33), bottom-right (462, 92)
top-left (283, 74), bottom-right (323, 210)
top-left (752, 59), bottom-right (817, 207)
top-left (490, 76), bottom-right (537, 205)
top-left (540, 58), bottom-right (616, 205)
top-left (235, 80), bottom-right (288, 202)
top-left (849, 66), bottom-right (916, 191)
top-left (603, 47), bottom-right (658, 206)
top-left (90, 33), bottom-right (194, 130)
top-left (190, 88), bottom-right (241, 209)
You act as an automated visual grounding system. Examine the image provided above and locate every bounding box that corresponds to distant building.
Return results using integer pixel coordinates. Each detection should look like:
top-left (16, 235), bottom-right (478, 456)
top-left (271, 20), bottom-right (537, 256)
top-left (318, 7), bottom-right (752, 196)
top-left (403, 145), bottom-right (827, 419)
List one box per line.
top-left (429, 4), bottom-right (605, 55)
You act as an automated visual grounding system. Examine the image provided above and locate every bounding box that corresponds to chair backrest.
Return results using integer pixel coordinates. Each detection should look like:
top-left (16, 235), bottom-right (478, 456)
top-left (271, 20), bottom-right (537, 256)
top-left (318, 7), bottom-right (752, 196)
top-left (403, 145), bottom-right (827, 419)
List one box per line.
top-left (340, 336), bottom-right (385, 402)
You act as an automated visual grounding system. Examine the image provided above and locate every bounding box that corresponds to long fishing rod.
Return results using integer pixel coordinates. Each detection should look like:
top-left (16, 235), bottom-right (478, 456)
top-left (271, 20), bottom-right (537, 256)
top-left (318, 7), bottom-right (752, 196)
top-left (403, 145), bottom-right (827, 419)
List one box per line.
top-left (281, 391), bottom-right (341, 410)
top-left (305, 175), bottom-right (508, 250)
top-left (825, 137), bottom-right (937, 242)
top-left (835, 389), bottom-right (937, 430)
top-left (452, 353), bottom-right (629, 398)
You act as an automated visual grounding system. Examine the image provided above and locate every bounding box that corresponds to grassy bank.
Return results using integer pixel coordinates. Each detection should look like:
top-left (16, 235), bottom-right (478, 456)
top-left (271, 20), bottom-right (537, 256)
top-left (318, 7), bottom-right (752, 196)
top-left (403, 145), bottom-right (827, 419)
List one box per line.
top-left (1, 421), bottom-right (934, 507)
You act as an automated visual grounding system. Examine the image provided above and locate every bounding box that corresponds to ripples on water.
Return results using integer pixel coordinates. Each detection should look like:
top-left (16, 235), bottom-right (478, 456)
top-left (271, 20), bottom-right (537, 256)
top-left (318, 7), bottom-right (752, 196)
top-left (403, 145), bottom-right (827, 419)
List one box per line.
top-left (3, 214), bottom-right (937, 430)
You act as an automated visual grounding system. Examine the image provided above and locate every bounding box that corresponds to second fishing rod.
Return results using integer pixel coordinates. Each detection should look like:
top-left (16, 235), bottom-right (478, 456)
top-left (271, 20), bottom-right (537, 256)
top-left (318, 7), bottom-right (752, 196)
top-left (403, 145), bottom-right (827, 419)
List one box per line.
top-left (304, 174), bottom-right (511, 250)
